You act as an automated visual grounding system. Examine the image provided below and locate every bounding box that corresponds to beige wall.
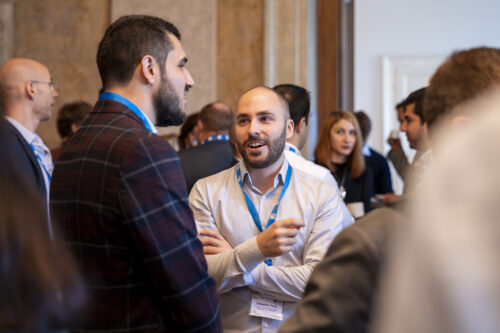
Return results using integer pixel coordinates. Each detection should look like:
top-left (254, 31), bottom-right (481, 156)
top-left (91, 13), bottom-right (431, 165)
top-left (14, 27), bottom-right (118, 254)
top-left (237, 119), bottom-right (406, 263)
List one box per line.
top-left (10, 0), bottom-right (315, 150)
top-left (13, 0), bottom-right (109, 148)
top-left (217, 0), bottom-right (264, 110)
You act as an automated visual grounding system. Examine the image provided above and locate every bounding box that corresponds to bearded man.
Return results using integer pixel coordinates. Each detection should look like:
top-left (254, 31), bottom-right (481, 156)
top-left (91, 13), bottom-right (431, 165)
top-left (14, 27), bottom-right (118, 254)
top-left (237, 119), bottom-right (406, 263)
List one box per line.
top-left (49, 15), bottom-right (221, 332)
top-left (189, 86), bottom-right (345, 332)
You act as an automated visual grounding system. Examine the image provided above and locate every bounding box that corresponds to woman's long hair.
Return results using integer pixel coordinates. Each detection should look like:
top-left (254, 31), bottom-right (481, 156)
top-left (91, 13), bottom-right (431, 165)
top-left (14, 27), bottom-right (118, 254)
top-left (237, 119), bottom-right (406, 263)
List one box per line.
top-left (0, 119), bottom-right (86, 332)
top-left (314, 110), bottom-right (365, 178)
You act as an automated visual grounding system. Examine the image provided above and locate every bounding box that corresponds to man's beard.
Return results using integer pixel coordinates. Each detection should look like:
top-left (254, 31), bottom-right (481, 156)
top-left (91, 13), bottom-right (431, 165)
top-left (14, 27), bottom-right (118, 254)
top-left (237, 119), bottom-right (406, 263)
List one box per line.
top-left (154, 73), bottom-right (186, 127)
top-left (238, 125), bottom-right (287, 169)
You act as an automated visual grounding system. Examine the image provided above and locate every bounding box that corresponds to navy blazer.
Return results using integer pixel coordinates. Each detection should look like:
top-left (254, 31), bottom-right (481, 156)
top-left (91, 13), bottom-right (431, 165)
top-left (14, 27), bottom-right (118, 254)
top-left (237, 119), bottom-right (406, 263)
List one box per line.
top-left (4, 119), bottom-right (46, 198)
top-left (178, 139), bottom-right (237, 193)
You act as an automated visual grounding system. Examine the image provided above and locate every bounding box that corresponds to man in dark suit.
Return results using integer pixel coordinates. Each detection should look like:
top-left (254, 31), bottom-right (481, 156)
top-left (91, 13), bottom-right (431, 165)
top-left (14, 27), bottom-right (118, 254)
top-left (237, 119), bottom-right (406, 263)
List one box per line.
top-left (355, 110), bottom-right (393, 195)
top-left (178, 101), bottom-right (236, 192)
top-left (0, 58), bottom-right (58, 236)
top-left (280, 207), bottom-right (405, 333)
top-left (50, 15), bottom-right (221, 332)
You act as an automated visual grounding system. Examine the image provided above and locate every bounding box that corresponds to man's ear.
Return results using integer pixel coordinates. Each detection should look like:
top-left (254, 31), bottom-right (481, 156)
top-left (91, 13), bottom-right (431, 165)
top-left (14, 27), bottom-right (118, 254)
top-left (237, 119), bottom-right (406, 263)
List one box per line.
top-left (24, 81), bottom-right (36, 100)
top-left (140, 55), bottom-right (159, 85)
top-left (286, 119), bottom-right (294, 139)
top-left (296, 117), bottom-right (307, 134)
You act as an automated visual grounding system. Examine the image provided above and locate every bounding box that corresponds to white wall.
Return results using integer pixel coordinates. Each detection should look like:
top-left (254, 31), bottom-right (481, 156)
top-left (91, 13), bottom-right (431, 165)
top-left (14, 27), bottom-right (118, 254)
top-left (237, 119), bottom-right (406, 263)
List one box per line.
top-left (354, 0), bottom-right (500, 153)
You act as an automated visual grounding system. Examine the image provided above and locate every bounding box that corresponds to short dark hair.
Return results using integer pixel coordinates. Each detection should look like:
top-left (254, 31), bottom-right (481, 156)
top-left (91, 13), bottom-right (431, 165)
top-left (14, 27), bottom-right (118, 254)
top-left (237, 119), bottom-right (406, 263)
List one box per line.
top-left (395, 99), bottom-right (407, 110)
top-left (354, 110), bottom-right (371, 143)
top-left (56, 101), bottom-right (92, 139)
top-left (273, 84), bottom-right (310, 129)
top-left (404, 87), bottom-right (426, 123)
top-left (96, 15), bottom-right (181, 89)
top-left (424, 47), bottom-right (500, 130)
top-left (199, 102), bottom-right (233, 132)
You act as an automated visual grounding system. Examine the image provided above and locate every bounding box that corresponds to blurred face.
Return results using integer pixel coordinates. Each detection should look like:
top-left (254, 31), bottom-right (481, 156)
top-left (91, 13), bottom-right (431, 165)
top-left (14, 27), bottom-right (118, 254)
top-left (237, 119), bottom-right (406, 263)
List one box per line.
top-left (155, 34), bottom-right (195, 126)
top-left (397, 106), bottom-right (405, 130)
top-left (32, 66), bottom-right (58, 122)
top-left (330, 118), bottom-right (356, 162)
top-left (401, 103), bottom-right (426, 149)
top-left (235, 88), bottom-right (293, 170)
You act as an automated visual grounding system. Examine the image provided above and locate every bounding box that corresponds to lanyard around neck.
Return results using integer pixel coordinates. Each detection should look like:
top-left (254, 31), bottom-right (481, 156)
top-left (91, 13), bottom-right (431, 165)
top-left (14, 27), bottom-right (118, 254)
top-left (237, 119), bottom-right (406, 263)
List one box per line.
top-left (202, 134), bottom-right (229, 145)
top-left (285, 144), bottom-right (300, 156)
top-left (99, 92), bottom-right (155, 133)
top-left (236, 164), bottom-right (292, 232)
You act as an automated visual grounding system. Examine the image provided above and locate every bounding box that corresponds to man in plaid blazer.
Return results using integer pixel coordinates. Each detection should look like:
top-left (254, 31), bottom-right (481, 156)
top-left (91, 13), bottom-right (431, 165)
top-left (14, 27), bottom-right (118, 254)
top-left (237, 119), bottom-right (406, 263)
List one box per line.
top-left (50, 15), bottom-right (221, 332)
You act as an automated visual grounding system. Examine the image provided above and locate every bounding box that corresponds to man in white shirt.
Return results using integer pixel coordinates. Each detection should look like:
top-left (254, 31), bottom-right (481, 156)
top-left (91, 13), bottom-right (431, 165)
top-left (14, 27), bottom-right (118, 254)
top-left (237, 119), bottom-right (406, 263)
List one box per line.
top-left (189, 86), bottom-right (345, 332)
top-left (0, 58), bottom-right (57, 219)
top-left (274, 83), bottom-right (353, 227)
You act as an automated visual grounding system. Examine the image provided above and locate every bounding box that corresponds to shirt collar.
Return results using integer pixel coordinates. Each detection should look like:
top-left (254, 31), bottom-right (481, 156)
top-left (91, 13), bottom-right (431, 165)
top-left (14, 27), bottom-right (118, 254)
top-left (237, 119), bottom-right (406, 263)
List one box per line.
top-left (5, 116), bottom-right (37, 144)
top-left (285, 142), bottom-right (301, 157)
top-left (239, 155), bottom-right (290, 193)
top-left (362, 144), bottom-right (371, 156)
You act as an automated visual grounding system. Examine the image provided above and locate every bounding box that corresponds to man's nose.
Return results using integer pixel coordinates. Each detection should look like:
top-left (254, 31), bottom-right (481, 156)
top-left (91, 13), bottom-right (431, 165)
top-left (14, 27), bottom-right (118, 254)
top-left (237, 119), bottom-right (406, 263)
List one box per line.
top-left (185, 69), bottom-right (195, 89)
top-left (248, 118), bottom-right (261, 135)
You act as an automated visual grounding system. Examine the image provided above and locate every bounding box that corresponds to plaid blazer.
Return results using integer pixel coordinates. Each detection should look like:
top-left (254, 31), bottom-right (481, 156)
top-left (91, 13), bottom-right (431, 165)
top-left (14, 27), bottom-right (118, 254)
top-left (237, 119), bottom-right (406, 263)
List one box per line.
top-left (50, 99), bottom-right (221, 332)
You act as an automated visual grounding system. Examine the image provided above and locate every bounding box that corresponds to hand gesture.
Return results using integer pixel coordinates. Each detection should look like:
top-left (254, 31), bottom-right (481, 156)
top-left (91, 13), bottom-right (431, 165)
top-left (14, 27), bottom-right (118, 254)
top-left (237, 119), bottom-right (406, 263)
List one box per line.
top-left (199, 230), bottom-right (233, 255)
top-left (256, 218), bottom-right (304, 258)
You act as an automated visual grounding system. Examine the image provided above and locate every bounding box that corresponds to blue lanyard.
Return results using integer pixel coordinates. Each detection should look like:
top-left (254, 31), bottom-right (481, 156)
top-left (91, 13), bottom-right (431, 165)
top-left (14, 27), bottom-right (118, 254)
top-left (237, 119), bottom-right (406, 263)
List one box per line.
top-left (286, 144), bottom-right (300, 156)
top-left (202, 134), bottom-right (229, 145)
top-left (29, 143), bottom-right (52, 182)
top-left (99, 92), bottom-right (155, 133)
top-left (236, 163), bottom-right (292, 266)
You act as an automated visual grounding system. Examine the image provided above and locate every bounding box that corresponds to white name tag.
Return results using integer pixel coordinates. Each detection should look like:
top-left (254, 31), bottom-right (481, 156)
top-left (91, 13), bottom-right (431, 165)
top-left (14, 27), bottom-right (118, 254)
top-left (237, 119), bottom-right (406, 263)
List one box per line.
top-left (249, 293), bottom-right (284, 321)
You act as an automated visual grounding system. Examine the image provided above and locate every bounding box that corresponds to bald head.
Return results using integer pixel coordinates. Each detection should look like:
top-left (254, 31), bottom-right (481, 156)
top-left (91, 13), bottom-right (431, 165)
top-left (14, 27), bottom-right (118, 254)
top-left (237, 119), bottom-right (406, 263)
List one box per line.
top-left (236, 86), bottom-right (290, 121)
top-left (0, 58), bottom-right (58, 130)
top-left (0, 58), bottom-right (50, 95)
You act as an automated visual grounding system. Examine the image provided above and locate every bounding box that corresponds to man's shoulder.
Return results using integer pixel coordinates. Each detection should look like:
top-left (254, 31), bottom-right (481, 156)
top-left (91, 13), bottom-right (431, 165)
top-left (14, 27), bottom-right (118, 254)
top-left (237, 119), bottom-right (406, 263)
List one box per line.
top-left (285, 151), bottom-right (333, 183)
top-left (64, 112), bottom-right (177, 167)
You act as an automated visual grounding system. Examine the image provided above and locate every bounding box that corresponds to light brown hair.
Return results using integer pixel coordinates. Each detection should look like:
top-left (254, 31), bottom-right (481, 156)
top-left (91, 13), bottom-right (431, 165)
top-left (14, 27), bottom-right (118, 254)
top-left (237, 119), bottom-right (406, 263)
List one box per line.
top-left (314, 110), bottom-right (365, 178)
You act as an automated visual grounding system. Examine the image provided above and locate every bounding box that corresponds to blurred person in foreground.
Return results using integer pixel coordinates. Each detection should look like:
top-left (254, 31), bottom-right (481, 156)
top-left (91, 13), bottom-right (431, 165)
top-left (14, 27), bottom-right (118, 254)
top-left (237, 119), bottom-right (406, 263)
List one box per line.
top-left (0, 118), bottom-right (85, 332)
top-left (375, 47), bottom-right (500, 333)
top-left (282, 47), bottom-right (500, 333)
top-left (51, 101), bottom-right (91, 161)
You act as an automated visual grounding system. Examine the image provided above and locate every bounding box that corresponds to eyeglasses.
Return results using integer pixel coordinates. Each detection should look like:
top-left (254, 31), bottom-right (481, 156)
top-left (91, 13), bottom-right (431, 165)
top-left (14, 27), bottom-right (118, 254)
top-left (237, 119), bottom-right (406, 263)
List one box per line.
top-left (30, 80), bottom-right (58, 90)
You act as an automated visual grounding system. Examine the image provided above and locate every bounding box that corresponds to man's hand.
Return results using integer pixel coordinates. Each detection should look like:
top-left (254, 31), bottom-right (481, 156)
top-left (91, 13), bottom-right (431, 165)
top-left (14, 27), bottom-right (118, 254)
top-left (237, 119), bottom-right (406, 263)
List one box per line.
top-left (199, 230), bottom-right (233, 255)
top-left (387, 137), bottom-right (402, 150)
top-left (384, 193), bottom-right (400, 205)
top-left (256, 218), bottom-right (304, 258)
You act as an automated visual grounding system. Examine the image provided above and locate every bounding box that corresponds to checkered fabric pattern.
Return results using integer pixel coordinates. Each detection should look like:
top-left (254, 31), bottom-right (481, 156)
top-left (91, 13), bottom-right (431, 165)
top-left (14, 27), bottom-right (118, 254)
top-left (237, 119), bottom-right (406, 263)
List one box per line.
top-left (50, 100), bottom-right (221, 332)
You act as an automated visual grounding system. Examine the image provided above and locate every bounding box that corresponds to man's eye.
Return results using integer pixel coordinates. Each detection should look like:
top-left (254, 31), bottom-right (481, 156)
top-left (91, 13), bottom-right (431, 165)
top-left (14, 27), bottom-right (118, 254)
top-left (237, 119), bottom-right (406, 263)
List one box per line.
top-left (238, 119), bottom-right (248, 125)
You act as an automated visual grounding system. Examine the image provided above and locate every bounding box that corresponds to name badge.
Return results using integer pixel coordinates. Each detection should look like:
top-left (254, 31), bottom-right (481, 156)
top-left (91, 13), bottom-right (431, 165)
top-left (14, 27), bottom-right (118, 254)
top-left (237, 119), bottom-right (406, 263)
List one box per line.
top-left (249, 293), bottom-right (284, 321)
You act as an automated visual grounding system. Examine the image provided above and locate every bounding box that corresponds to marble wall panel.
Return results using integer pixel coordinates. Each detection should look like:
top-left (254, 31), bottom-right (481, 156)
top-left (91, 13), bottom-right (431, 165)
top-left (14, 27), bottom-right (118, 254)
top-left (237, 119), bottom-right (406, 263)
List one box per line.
top-left (111, 0), bottom-right (217, 136)
top-left (13, 0), bottom-right (109, 148)
top-left (217, 0), bottom-right (263, 110)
